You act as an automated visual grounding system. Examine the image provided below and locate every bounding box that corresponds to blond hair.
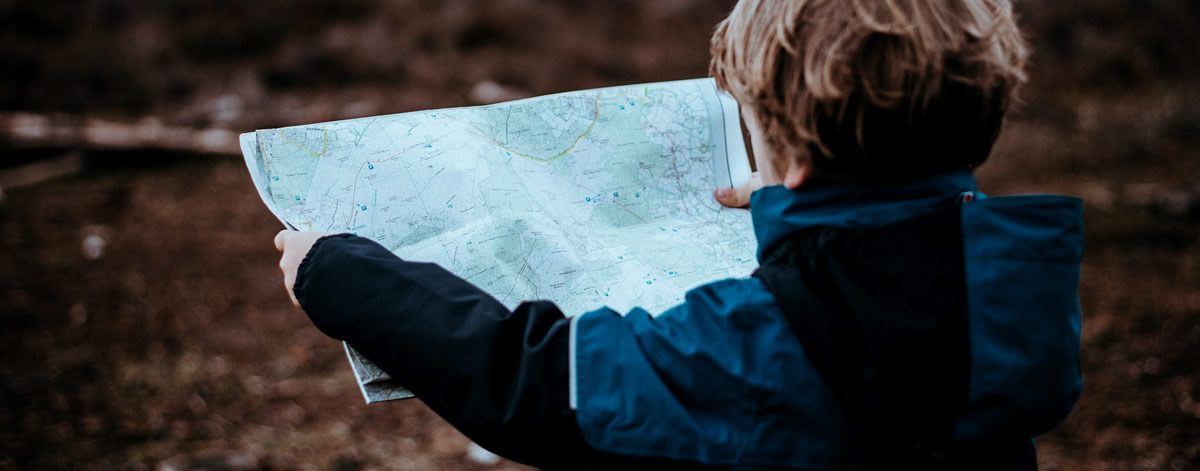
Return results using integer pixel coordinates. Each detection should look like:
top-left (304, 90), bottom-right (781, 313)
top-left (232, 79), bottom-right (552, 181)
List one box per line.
top-left (711, 0), bottom-right (1029, 183)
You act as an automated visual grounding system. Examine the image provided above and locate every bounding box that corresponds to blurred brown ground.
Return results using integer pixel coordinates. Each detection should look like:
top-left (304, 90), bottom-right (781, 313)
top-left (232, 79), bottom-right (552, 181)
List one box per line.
top-left (1, 1), bottom-right (1198, 470)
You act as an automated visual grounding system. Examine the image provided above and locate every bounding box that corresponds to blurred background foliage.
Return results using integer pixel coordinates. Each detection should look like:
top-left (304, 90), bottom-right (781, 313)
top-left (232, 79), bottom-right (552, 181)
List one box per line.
top-left (0, 1), bottom-right (1197, 470)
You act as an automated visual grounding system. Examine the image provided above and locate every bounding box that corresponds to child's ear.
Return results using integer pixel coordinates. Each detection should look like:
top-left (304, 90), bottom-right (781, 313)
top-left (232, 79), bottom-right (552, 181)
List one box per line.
top-left (782, 161), bottom-right (810, 189)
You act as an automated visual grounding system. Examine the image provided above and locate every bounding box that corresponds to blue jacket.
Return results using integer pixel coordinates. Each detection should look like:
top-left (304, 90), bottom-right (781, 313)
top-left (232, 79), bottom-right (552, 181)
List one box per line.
top-left (571, 171), bottom-right (1083, 467)
top-left (294, 171), bottom-right (1083, 470)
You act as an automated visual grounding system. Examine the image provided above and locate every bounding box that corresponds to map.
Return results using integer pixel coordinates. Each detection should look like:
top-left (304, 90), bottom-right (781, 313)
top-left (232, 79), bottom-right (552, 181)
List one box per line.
top-left (241, 78), bottom-right (757, 403)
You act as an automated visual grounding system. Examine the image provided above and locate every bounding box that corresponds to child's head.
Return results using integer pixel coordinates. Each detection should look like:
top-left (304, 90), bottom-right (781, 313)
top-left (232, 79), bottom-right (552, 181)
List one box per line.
top-left (711, 0), bottom-right (1028, 185)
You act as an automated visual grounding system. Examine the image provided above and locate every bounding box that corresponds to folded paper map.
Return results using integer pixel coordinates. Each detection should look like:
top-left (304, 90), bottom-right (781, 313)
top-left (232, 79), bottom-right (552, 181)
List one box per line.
top-left (241, 78), bottom-right (757, 403)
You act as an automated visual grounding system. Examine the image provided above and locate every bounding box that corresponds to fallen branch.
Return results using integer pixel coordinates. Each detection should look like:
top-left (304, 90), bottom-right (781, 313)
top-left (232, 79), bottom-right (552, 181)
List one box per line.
top-left (0, 112), bottom-right (240, 155)
top-left (0, 151), bottom-right (84, 193)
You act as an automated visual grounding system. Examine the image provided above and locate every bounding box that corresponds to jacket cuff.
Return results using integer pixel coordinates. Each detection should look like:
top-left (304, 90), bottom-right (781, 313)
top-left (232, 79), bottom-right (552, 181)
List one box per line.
top-left (292, 233), bottom-right (355, 333)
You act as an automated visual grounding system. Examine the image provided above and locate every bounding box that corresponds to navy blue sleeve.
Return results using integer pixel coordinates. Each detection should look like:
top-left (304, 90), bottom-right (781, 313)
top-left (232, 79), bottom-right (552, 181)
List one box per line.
top-left (293, 234), bottom-right (587, 469)
top-left (291, 234), bottom-right (739, 471)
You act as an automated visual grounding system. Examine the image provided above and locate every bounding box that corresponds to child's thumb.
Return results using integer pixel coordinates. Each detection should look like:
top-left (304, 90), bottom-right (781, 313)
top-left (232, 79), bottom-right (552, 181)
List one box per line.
top-left (274, 230), bottom-right (289, 252)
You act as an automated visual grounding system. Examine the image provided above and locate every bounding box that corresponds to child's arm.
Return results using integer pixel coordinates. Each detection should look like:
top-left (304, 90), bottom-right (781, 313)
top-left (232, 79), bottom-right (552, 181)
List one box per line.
top-left (275, 232), bottom-right (592, 469)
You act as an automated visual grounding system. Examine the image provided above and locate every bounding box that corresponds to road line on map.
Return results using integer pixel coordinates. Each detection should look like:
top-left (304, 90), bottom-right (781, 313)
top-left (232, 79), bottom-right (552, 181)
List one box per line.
top-left (442, 94), bottom-right (601, 163)
top-left (278, 128), bottom-right (329, 158)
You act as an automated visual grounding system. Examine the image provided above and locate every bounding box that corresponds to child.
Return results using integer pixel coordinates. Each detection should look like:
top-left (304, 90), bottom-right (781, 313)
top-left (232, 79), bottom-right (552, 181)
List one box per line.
top-left (274, 0), bottom-right (1082, 469)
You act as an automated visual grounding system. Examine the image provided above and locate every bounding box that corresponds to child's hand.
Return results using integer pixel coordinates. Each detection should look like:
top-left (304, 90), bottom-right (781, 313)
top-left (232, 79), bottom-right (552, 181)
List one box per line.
top-left (713, 172), bottom-right (763, 209)
top-left (274, 230), bottom-right (339, 307)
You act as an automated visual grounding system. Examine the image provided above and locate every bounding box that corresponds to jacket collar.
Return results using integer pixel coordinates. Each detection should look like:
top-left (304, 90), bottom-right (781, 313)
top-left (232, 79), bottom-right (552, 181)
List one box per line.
top-left (750, 171), bottom-right (977, 261)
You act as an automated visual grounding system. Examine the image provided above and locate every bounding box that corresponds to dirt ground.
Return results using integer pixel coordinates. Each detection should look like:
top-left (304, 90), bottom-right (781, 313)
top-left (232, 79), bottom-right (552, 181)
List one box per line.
top-left (1, 1), bottom-right (1198, 470)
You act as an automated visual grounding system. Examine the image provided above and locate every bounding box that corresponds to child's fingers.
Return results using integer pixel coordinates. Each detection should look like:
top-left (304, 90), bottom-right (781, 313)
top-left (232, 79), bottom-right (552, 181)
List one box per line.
top-left (714, 172), bottom-right (762, 209)
top-left (283, 269), bottom-right (300, 307)
top-left (276, 235), bottom-right (301, 307)
top-left (714, 187), bottom-right (744, 207)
